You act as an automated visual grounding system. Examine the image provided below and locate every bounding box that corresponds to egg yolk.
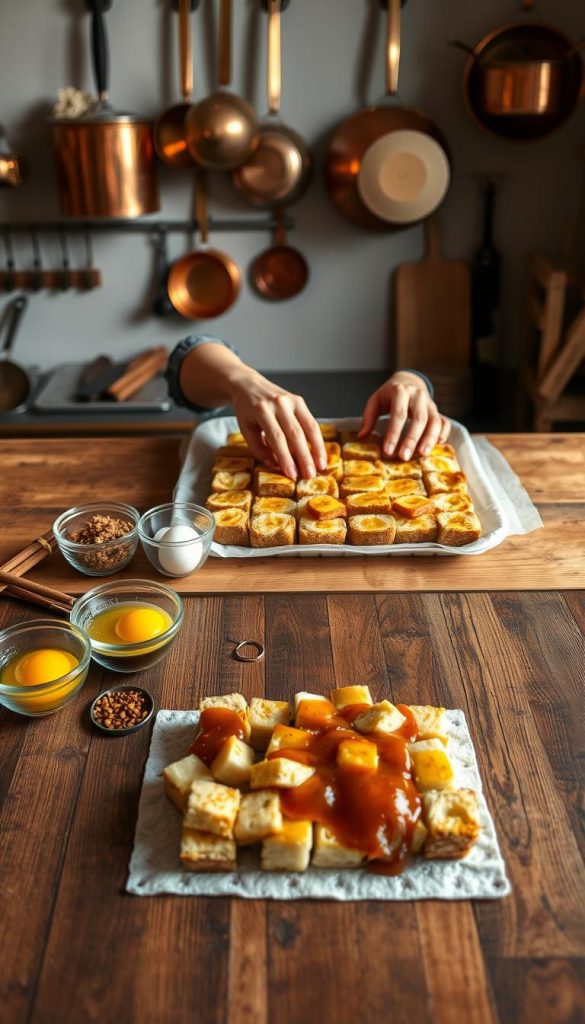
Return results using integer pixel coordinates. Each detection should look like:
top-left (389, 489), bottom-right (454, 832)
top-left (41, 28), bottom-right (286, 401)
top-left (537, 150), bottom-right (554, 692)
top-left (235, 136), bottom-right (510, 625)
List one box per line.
top-left (114, 607), bottom-right (167, 643)
top-left (13, 648), bottom-right (79, 686)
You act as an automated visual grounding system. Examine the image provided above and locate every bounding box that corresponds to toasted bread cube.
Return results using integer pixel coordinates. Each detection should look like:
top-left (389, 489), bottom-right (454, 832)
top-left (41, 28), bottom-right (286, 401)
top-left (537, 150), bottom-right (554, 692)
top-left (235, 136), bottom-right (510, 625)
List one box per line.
top-left (408, 705), bottom-right (448, 744)
top-left (298, 518), bottom-right (347, 545)
top-left (345, 492), bottom-right (392, 516)
top-left (251, 496), bottom-right (297, 517)
top-left (200, 692), bottom-right (247, 715)
top-left (255, 470), bottom-right (296, 498)
top-left (392, 494), bottom-right (435, 519)
top-left (348, 514), bottom-right (396, 546)
top-left (211, 735), bottom-right (256, 786)
top-left (383, 478), bottom-right (426, 499)
top-left (393, 512), bottom-right (438, 544)
top-left (382, 460), bottom-right (423, 480)
top-left (342, 441), bottom-right (381, 462)
top-left (180, 826), bottom-right (237, 871)
top-left (432, 491), bottom-right (474, 514)
top-left (323, 440), bottom-right (341, 459)
top-left (266, 724), bottom-right (312, 755)
top-left (250, 512), bottom-right (296, 548)
top-left (206, 490), bottom-right (253, 514)
top-left (326, 456), bottom-right (344, 481)
top-left (318, 422), bottom-right (340, 442)
top-left (337, 738), bottom-right (378, 772)
top-left (343, 459), bottom-right (384, 478)
top-left (163, 753), bottom-right (213, 812)
top-left (423, 470), bottom-right (468, 496)
top-left (296, 475), bottom-right (339, 498)
top-left (312, 824), bottom-right (365, 868)
top-left (341, 429), bottom-right (382, 445)
top-left (420, 454), bottom-right (460, 474)
top-left (248, 697), bottom-right (291, 751)
top-left (422, 789), bottom-right (480, 859)
top-left (293, 691), bottom-right (325, 716)
top-left (330, 685), bottom-right (373, 710)
top-left (227, 431), bottom-right (246, 445)
top-left (437, 511), bottom-right (482, 546)
top-left (340, 475), bottom-right (384, 497)
top-left (211, 470), bottom-right (252, 493)
top-left (212, 456), bottom-right (255, 474)
top-left (432, 442), bottom-right (457, 459)
top-left (408, 739), bottom-right (455, 792)
top-left (212, 508), bottom-right (249, 546)
top-left (412, 818), bottom-right (428, 854)
top-left (355, 700), bottom-right (406, 736)
top-left (184, 779), bottom-right (241, 838)
top-left (249, 757), bottom-right (315, 790)
top-left (305, 495), bottom-right (347, 520)
top-left (217, 444), bottom-right (253, 459)
top-left (234, 790), bottom-right (283, 845)
top-left (261, 819), bottom-right (313, 871)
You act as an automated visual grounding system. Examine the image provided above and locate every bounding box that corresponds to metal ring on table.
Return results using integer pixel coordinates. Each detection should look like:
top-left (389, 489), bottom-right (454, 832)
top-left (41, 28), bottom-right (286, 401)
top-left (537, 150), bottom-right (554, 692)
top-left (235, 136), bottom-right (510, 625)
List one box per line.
top-left (234, 640), bottom-right (265, 662)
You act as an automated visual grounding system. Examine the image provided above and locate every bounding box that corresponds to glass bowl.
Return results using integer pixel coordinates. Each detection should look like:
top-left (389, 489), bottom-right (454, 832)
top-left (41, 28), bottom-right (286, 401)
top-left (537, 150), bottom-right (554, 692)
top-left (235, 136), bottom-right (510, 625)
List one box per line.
top-left (138, 502), bottom-right (215, 577)
top-left (70, 578), bottom-right (184, 674)
top-left (0, 618), bottom-right (92, 717)
top-left (53, 501), bottom-right (140, 576)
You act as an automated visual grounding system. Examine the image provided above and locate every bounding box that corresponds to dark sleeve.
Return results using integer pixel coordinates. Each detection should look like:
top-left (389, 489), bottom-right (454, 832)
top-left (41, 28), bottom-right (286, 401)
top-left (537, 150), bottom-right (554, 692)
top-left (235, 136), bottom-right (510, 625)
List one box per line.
top-left (402, 369), bottom-right (434, 398)
top-left (165, 335), bottom-right (238, 414)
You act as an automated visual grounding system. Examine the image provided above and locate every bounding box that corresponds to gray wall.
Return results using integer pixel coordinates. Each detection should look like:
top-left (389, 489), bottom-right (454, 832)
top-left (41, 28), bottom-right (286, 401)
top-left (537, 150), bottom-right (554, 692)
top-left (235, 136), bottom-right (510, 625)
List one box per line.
top-left (1, 0), bottom-right (583, 373)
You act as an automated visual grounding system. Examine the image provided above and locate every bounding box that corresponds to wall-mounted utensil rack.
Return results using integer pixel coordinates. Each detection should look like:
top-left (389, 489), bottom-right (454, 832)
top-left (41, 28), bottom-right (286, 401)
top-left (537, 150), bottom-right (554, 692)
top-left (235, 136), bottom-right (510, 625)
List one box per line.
top-left (0, 216), bottom-right (293, 235)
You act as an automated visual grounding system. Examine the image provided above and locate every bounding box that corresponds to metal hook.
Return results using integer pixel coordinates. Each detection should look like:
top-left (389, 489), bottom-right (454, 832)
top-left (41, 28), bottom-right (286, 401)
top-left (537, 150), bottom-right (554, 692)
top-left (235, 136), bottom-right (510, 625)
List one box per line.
top-left (3, 229), bottom-right (15, 292)
top-left (233, 640), bottom-right (265, 663)
top-left (58, 229), bottom-right (71, 290)
top-left (30, 227), bottom-right (42, 292)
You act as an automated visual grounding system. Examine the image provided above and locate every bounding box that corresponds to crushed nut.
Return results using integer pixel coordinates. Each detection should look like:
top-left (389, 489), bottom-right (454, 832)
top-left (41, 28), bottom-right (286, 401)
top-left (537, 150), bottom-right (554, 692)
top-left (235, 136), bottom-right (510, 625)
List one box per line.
top-left (93, 689), bottom-right (150, 731)
top-left (67, 513), bottom-right (133, 571)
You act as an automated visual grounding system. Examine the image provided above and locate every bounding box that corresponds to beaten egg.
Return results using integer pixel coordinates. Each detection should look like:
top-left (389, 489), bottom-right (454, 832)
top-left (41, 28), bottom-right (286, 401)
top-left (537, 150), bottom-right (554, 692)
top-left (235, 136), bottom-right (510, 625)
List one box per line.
top-left (87, 602), bottom-right (173, 648)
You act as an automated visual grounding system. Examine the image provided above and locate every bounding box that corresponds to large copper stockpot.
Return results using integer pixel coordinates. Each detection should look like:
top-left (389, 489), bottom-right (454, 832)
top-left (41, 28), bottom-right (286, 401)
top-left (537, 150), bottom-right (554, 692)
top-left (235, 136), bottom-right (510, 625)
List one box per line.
top-left (185, 0), bottom-right (258, 170)
top-left (154, 0), bottom-right (196, 168)
top-left (232, 0), bottom-right (311, 208)
top-left (52, 1), bottom-right (159, 218)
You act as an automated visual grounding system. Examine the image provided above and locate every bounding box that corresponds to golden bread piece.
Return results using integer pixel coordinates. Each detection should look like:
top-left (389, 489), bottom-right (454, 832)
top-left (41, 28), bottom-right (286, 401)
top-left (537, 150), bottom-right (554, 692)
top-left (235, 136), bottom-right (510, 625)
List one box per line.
top-left (298, 517), bottom-right (347, 545)
top-left (184, 779), bottom-right (241, 838)
top-left (211, 456), bottom-right (255, 474)
top-left (248, 697), bottom-right (291, 751)
top-left (383, 478), bottom-right (426, 499)
top-left (342, 441), bottom-right (382, 462)
top-left (266, 723), bottom-right (312, 755)
top-left (206, 490), bottom-right (253, 514)
top-left (354, 700), bottom-right (406, 736)
top-left (212, 508), bottom-right (249, 546)
top-left (250, 512), bottom-right (296, 548)
top-left (431, 443), bottom-right (457, 459)
top-left (163, 753), bottom-right (213, 813)
top-left (249, 757), bottom-right (315, 790)
top-left (420, 454), bottom-right (460, 475)
top-left (199, 692), bottom-right (251, 741)
top-left (432, 492), bottom-right (473, 514)
top-left (255, 470), bottom-right (296, 498)
top-left (217, 444), bottom-right (253, 458)
top-left (180, 826), bottom-right (237, 871)
top-left (345, 492), bottom-right (392, 516)
top-left (437, 511), bottom-right (482, 546)
top-left (422, 789), bottom-right (480, 859)
top-left (382, 460), bottom-right (423, 480)
top-left (261, 818), bottom-right (313, 871)
top-left (412, 818), bottom-right (428, 854)
top-left (347, 514), bottom-right (396, 546)
top-left (340, 475), bottom-right (384, 497)
top-left (312, 824), bottom-right (365, 868)
top-left (227, 431), bottom-right (246, 445)
top-left (211, 471), bottom-right (252, 493)
top-left (392, 494), bottom-right (435, 519)
top-left (393, 513), bottom-right (438, 544)
top-left (343, 459), bottom-right (384, 478)
top-left (340, 429), bottom-right (382, 445)
top-left (408, 739), bottom-right (455, 791)
top-left (325, 455), bottom-right (343, 480)
top-left (296, 475), bottom-right (339, 498)
top-left (318, 422), bottom-right (340, 442)
top-left (211, 735), bottom-right (256, 786)
top-left (423, 470), bottom-right (468, 495)
top-left (408, 705), bottom-right (448, 744)
top-left (252, 496), bottom-right (296, 517)
top-left (293, 691), bottom-right (325, 716)
top-left (330, 685), bottom-right (372, 710)
top-left (337, 737), bottom-right (379, 772)
top-left (323, 441), bottom-right (341, 460)
top-left (305, 495), bottom-right (347, 520)
top-left (234, 790), bottom-right (283, 845)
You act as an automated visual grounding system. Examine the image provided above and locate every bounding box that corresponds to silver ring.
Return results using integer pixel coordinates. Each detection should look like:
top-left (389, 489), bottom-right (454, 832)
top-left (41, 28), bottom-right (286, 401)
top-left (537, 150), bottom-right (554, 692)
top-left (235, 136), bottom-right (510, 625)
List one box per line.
top-left (234, 640), bottom-right (265, 663)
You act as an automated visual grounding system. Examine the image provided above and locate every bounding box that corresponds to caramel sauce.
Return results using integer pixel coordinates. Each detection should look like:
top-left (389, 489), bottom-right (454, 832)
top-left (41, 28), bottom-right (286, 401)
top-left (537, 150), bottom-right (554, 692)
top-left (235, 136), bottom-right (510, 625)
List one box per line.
top-left (190, 708), bottom-right (245, 766)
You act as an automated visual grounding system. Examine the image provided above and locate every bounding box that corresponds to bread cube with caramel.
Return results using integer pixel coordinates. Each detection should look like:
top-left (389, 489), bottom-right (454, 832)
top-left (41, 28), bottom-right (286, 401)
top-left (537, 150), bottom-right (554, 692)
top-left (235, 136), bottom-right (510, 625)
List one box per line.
top-left (408, 739), bottom-right (455, 792)
top-left (325, 456), bottom-right (343, 481)
top-left (337, 737), bottom-right (378, 773)
top-left (184, 779), bottom-right (241, 838)
top-left (318, 422), bottom-right (340, 442)
top-left (211, 470), bottom-right (252, 493)
top-left (206, 490), bottom-right (253, 514)
top-left (298, 517), bottom-right (347, 545)
top-left (217, 443), bottom-right (253, 459)
top-left (304, 495), bottom-right (347, 520)
top-left (199, 692), bottom-right (251, 741)
top-left (436, 511), bottom-right (482, 546)
top-left (432, 492), bottom-right (474, 514)
top-left (266, 723), bottom-right (312, 756)
top-left (163, 753), bottom-right (213, 812)
top-left (340, 475), bottom-right (384, 497)
top-left (422, 789), bottom-right (480, 859)
top-left (312, 824), bottom-right (365, 868)
top-left (212, 456), bottom-right (255, 474)
top-left (261, 818), bottom-right (313, 871)
top-left (423, 470), bottom-right (468, 496)
top-left (393, 513), bottom-right (438, 544)
top-left (248, 697), bottom-right (291, 751)
top-left (383, 478), bottom-right (426, 499)
top-left (392, 494), bottom-right (435, 519)
top-left (296, 475), bottom-right (339, 499)
top-left (420, 453), bottom-right (460, 475)
top-left (342, 440), bottom-right (382, 462)
top-left (408, 705), bottom-right (448, 745)
top-left (345, 492), bottom-right (392, 516)
top-left (180, 826), bottom-right (237, 872)
top-left (348, 514), bottom-right (396, 546)
top-left (227, 431), bottom-right (246, 446)
top-left (255, 470), bottom-right (296, 498)
top-left (212, 508), bottom-right (250, 546)
top-left (381, 460), bottom-right (423, 480)
top-left (354, 700), bottom-right (406, 736)
top-left (250, 512), bottom-right (296, 548)
top-left (250, 757), bottom-right (315, 790)
top-left (251, 496), bottom-right (297, 517)
top-left (343, 459), bottom-right (384, 478)
top-left (330, 685), bottom-right (372, 710)
top-left (211, 735), bottom-right (256, 786)
top-left (234, 790), bottom-right (283, 845)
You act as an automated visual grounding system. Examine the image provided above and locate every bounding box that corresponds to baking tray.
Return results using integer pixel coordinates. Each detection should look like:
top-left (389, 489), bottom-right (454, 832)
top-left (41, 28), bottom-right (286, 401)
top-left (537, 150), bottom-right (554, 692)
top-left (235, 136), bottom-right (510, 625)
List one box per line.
top-left (174, 415), bottom-right (509, 558)
top-left (32, 363), bottom-right (171, 413)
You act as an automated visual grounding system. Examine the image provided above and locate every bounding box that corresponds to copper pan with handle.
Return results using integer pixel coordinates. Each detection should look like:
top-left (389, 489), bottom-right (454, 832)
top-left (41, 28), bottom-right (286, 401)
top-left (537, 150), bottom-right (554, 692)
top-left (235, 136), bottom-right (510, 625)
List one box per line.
top-left (154, 0), bottom-right (196, 168)
top-left (251, 210), bottom-right (308, 301)
top-left (326, 0), bottom-right (450, 232)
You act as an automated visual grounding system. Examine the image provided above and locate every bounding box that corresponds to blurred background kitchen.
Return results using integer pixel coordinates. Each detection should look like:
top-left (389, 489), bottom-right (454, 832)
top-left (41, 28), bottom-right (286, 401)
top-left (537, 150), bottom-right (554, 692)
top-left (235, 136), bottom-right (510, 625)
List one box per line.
top-left (0, 0), bottom-right (583, 433)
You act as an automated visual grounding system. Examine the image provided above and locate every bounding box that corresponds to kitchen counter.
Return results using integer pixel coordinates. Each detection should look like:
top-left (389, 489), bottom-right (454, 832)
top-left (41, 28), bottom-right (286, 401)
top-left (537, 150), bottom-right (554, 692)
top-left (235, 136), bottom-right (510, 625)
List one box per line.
top-left (0, 434), bottom-right (583, 1024)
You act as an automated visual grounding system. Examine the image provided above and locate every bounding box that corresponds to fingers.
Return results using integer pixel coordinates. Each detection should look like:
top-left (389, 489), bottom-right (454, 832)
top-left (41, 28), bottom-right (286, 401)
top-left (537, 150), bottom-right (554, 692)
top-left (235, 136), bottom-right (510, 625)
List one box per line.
top-left (272, 395), bottom-right (318, 479)
top-left (246, 401), bottom-right (298, 479)
top-left (381, 387), bottom-right (409, 457)
top-left (414, 405), bottom-right (443, 457)
top-left (396, 389), bottom-right (429, 460)
top-left (294, 400), bottom-right (328, 474)
top-left (359, 391), bottom-right (382, 439)
top-left (438, 416), bottom-right (451, 444)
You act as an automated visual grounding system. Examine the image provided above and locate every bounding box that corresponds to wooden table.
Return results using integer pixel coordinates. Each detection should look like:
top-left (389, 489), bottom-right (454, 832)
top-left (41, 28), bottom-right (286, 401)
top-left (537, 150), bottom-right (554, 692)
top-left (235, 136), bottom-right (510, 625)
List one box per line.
top-left (0, 436), bottom-right (584, 1024)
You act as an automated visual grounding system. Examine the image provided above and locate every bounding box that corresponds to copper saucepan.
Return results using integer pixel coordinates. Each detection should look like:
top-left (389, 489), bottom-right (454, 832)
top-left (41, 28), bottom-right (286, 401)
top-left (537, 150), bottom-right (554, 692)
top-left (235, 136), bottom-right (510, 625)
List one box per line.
top-left (251, 210), bottom-right (308, 301)
top-left (326, 0), bottom-right (450, 231)
top-left (167, 170), bottom-right (241, 319)
top-left (232, 0), bottom-right (311, 208)
top-left (154, 0), bottom-right (196, 168)
top-left (185, 0), bottom-right (259, 170)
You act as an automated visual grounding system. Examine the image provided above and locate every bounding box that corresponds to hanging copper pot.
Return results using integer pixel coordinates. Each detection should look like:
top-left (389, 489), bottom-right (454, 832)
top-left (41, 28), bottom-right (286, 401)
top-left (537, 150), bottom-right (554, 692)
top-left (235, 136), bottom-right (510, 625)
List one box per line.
top-left (154, 0), bottom-right (196, 168)
top-left (251, 210), bottom-right (308, 301)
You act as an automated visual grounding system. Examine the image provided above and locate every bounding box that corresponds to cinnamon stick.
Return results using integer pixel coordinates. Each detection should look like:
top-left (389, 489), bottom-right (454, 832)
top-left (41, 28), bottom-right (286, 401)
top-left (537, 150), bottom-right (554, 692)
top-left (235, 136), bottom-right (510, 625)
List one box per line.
top-left (106, 347), bottom-right (168, 402)
top-left (0, 569), bottom-right (74, 610)
top-left (0, 530), bottom-right (56, 594)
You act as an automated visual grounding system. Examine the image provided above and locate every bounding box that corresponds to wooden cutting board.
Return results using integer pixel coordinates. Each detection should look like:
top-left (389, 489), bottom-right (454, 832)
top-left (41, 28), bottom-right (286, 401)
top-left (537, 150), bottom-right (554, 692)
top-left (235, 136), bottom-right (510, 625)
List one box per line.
top-left (394, 215), bottom-right (471, 369)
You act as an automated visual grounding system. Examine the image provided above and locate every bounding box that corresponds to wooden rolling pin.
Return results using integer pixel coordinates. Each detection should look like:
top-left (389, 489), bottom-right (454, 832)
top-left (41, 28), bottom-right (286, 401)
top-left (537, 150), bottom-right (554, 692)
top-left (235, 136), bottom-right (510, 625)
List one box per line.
top-left (105, 346), bottom-right (169, 402)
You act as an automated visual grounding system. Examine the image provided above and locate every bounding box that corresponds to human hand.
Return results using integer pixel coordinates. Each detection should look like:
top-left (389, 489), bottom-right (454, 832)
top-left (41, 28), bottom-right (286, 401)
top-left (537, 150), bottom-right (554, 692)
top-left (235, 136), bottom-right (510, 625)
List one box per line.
top-left (228, 367), bottom-right (327, 480)
top-left (358, 371), bottom-right (451, 460)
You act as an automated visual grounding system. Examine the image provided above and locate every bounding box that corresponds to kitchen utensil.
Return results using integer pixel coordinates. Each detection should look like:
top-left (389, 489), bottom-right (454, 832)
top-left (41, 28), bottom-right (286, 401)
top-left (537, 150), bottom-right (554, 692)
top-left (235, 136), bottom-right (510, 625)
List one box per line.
top-left (105, 346), bottom-right (169, 401)
top-left (167, 170), bottom-right (241, 318)
top-left (326, 0), bottom-right (450, 230)
top-left (394, 216), bottom-right (471, 370)
top-left (232, 0), bottom-right (311, 208)
top-left (185, 0), bottom-right (259, 169)
top-left (52, 0), bottom-right (159, 217)
top-left (58, 231), bottom-right (71, 291)
top-left (152, 227), bottom-right (174, 317)
top-left (251, 209), bottom-right (308, 300)
top-left (0, 294), bottom-right (33, 412)
top-left (81, 231), bottom-right (102, 289)
top-left (3, 230), bottom-right (16, 292)
top-left (33, 363), bottom-right (170, 413)
top-left (75, 354), bottom-right (115, 400)
top-left (29, 229), bottom-right (43, 292)
top-left (154, 0), bottom-right (196, 168)
top-left (0, 123), bottom-right (23, 187)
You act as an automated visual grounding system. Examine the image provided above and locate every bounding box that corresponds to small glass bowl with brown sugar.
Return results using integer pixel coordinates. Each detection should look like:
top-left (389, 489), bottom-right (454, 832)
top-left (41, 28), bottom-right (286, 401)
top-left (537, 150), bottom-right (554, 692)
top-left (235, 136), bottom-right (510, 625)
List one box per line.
top-left (54, 502), bottom-right (140, 576)
top-left (90, 685), bottom-right (154, 736)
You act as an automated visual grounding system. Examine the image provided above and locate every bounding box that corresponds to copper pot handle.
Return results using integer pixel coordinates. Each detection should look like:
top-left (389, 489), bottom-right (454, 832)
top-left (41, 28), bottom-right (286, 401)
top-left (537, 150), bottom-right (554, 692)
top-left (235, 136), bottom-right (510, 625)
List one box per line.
top-left (521, 0), bottom-right (534, 10)
top-left (274, 208), bottom-right (286, 247)
top-left (267, 0), bottom-right (281, 115)
top-left (194, 169), bottom-right (209, 245)
top-left (386, 0), bottom-right (401, 96)
top-left (179, 0), bottom-right (193, 102)
top-left (218, 0), bottom-right (231, 87)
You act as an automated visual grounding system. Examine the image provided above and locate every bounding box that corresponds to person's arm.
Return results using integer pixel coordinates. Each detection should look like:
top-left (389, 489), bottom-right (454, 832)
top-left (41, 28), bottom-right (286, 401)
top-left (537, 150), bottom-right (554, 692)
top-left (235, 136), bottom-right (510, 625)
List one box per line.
top-left (359, 370), bottom-right (451, 460)
top-left (175, 338), bottom-right (327, 480)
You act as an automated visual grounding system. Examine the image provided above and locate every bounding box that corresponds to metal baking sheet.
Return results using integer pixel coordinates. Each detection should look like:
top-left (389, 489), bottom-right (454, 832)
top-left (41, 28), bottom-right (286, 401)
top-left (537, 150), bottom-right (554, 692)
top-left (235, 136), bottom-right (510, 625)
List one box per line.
top-left (32, 363), bottom-right (171, 413)
top-left (174, 415), bottom-right (509, 558)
